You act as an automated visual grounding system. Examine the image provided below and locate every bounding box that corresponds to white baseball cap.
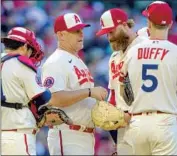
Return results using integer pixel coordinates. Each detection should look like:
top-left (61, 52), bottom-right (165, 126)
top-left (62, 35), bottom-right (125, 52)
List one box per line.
top-left (54, 13), bottom-right (90, 33)
top-left (96, 8), bottom-right (128, 36)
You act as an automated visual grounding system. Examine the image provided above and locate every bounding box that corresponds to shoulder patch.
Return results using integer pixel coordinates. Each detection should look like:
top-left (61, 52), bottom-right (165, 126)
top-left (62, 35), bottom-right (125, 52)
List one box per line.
top-left (44, 77), bottom-right (54, 88)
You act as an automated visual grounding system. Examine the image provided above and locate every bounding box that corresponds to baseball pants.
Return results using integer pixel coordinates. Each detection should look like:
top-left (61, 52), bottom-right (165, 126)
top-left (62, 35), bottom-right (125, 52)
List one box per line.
top-left (48, 128), bottom-right (95, 155)
top-left (1, 129), bottom-right (36, 155)
top-left (121, 113), bottom-right (177, 155)
top-left (117, 127), bottom-right (133, 155)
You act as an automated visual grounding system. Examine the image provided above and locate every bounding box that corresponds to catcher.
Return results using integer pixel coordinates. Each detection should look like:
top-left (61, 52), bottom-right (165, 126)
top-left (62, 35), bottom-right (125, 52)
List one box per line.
top-left (1, 27), bottom-right (72, 155)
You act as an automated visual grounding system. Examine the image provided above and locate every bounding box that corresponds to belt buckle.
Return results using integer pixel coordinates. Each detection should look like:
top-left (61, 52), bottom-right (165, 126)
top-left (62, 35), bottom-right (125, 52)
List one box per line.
top-left (32, 129), bottom-right (37, 135)
top-left (15, 103), bottom-right (23, 109)
top-left (78, 125), bottom-right (86, 132)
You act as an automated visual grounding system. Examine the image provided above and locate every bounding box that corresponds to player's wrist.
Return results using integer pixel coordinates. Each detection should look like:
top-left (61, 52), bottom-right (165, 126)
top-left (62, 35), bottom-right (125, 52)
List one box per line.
top-left (88, 88), bottom-right (91, 97)
top-left (124, 112), bottom-right (131, 123)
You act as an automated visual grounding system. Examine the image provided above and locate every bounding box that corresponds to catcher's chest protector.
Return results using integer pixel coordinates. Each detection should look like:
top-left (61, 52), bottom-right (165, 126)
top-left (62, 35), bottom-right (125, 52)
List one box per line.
top-left (1, 54), bottom-right (36, 108)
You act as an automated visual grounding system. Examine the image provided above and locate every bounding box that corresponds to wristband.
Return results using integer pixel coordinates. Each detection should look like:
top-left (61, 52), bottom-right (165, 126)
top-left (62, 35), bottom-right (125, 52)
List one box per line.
top-left (88, 88), bottom-right (91, 97)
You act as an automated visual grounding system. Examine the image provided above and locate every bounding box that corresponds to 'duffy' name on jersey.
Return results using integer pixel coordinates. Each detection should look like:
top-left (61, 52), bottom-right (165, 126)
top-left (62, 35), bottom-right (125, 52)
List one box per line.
top-left (138, 47), bottom-right (168, 60)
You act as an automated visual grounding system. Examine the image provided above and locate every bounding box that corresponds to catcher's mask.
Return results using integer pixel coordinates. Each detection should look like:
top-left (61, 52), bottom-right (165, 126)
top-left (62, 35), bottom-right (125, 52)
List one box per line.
top-left (1, 27), bottom-right (44, 67)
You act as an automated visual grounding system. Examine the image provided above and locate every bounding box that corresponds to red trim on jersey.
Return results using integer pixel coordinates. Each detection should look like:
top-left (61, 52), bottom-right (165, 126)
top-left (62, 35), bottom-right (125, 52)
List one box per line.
top-left (59, 130), bottom-right (64, 156)
top-left (24, 134), bottom-right (30, 155)
top-left (108, 90), bottom-right (116, 106)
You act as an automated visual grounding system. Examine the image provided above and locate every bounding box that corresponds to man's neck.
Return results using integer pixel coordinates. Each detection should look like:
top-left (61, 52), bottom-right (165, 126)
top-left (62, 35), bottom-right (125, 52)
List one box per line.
top-left (150, 29), bottom-right (168, 40)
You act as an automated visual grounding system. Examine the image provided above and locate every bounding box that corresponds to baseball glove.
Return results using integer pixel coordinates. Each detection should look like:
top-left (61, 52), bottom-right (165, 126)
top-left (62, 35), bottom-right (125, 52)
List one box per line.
top-left (36, 106), bottom-right (73, 128)
top-left (91, 101), bottom-right (127, 130)
top-left (120, 74), bottom-right (134, 106)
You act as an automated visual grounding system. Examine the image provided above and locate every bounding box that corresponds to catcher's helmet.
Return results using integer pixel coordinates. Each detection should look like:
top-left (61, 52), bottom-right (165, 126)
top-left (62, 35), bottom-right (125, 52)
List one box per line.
top-left (1, 27), bottom-right (44, 66)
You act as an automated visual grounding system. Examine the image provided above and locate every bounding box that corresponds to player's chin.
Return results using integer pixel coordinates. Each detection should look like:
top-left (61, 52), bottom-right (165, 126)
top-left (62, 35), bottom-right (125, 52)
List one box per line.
top-left (77, 44), bottom-right (84, 51)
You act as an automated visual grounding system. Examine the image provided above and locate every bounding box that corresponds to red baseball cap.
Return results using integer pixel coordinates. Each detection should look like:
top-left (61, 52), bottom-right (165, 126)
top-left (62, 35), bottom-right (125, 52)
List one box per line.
top-left (54, 13), bottom-right (90, 33)
top-left (142, 1), bottom-right (173, 25)
top-left (1, 27), bottom-right (44, 65)
top-left (96, 8), bottom-right (128, 36)
top-left (1, 27), bottom-right (36, 45)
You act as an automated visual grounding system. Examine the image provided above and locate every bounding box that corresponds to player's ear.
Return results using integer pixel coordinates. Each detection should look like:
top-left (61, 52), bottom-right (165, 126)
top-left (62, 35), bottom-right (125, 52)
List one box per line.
top-left (23, 43), bottom-right (27, 49)
top-left (22, 43), bottom-right (28, 53)
top-left (122, 22), bottom-right (127, 26)
top-left (121, 24), bottom-right (129, 33)
top-left (57, 31), bottom-right (64, 41)
top-left (169, 21), bottom-right (173, 29)
top-left (147, 19), bottom-right (151, 29)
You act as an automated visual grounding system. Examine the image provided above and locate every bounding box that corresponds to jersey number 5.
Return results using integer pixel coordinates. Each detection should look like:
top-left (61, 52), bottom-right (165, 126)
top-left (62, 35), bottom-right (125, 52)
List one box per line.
top-left (141, 64), bottom-right (158, 92)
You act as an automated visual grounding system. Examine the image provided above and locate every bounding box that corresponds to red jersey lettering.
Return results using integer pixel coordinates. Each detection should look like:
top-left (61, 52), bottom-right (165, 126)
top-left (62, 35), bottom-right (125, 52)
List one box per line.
top-left (137, 47), bottom-right (169, 60)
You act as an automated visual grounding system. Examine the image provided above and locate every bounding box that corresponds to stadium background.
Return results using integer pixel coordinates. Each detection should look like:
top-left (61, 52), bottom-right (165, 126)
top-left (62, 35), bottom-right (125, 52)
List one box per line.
top-left (1, 0), bottom-right (177, 155)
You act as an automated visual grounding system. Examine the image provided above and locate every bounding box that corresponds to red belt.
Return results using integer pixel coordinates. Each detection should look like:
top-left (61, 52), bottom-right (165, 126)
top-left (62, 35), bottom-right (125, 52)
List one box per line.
top-left (2, 129), bottom-right (37, 135)
top-left (69, 125), bottom-right (94, 133)
top-left (50, 124), bottom-right (94, 133)
top-left (130, 111), bottom-right (166, 116)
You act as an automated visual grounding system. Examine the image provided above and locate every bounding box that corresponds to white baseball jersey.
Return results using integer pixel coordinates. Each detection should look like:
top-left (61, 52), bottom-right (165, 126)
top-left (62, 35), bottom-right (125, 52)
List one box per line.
top-left (108, 35), bottom-right (147, 111)
top-left (1, 56), bottom-right (46, 129)
top-left (120, 39), bottom-right (177, 114)
top-left (42, 49), bottom-right (96, 127)
top-left (137, 27), bottom-right (150, 38)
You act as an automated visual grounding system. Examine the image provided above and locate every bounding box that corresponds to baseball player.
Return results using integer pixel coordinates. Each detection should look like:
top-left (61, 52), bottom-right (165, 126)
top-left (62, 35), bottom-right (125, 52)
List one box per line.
top-left (1, 27), bottom-right (51, 155)
top-left (119, 2), bottom-right (177, 155)
top-left (41, 13), bottom-right (108, 155)
top-left (96, 8), bottom-right (149, 155)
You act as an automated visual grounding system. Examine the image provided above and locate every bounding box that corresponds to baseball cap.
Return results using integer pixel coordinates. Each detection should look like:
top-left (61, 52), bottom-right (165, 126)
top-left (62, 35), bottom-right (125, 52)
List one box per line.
top-left (54, 13), bottom-right (90, 33)
top-left (142, 1), bottom-right (173, 25)
top-left (96, 8), bottom-right (128, 36)
top-left (1, 27), bottom-right (44, 65)
top-left (1, 27), bottom-right (37, 45)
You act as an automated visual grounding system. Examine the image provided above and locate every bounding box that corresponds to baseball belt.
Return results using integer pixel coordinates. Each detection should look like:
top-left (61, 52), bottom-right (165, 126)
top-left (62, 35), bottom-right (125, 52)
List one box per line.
top-left (1, 101), bottom-right (24, 109)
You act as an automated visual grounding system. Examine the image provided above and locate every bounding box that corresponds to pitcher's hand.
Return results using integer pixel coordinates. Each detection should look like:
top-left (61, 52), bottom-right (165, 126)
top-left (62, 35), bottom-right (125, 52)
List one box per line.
top-left (90, 86), bottom-right (108, 100)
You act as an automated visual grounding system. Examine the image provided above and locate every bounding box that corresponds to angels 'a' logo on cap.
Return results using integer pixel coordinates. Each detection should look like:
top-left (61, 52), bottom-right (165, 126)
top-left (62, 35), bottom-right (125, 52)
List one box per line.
top-left (74, 15), bottom-right (81, 24)
top-left (100, 19), bottom-right (105, 28)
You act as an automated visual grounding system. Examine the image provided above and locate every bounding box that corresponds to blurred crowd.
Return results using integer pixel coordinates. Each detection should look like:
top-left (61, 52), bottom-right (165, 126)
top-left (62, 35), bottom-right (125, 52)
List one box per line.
top-left (1, 0), bottom-right (177, 155)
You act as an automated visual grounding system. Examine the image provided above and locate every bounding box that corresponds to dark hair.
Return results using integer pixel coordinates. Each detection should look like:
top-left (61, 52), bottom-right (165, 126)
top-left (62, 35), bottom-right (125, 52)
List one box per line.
top-left (3, 39), bottom-right (33, 51)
